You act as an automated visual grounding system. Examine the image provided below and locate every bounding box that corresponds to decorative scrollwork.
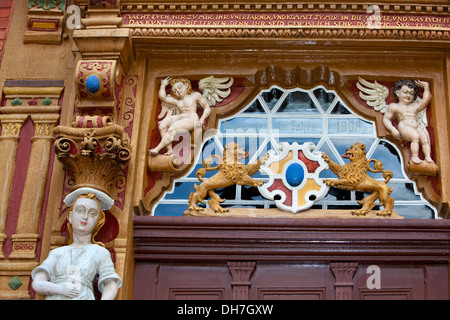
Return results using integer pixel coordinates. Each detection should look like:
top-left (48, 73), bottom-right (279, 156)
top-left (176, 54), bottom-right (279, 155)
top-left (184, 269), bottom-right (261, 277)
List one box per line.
top-left (54, 137), bottom-right (77, 158)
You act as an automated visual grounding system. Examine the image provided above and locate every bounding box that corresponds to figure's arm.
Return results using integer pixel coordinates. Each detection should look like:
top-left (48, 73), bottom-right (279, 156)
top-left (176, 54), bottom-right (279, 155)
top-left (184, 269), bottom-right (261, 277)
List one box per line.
top-left (415, 80), bottom-right (431, 112)
top-left (197, 94), bottom-right (211, 126)
top-left (158, 77), bottom-right (178, 105)
top-left (100, 279), bottom-right (119, 300)
top-left (32, 270), bottom-right (78, 298)
top-left (382, 107), bottom-right (401, 139)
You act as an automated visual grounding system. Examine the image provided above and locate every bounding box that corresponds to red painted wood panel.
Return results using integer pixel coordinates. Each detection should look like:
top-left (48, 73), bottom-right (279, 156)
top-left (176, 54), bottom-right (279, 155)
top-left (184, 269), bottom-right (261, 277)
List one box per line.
top-left (133, 216), bottom-right (450, 300)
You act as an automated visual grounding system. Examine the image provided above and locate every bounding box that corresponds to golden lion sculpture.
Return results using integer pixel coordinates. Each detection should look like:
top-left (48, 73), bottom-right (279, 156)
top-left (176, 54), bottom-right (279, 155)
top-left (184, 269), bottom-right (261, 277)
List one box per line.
top-left (322, 142), bottom-right (395, 217)
top-left (188, 142), bottom-right (269, 213)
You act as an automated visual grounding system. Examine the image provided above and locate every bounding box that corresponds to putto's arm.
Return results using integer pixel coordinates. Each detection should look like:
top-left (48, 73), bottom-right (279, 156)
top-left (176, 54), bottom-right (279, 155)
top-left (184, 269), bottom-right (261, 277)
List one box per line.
top-left (197, 93), bottom-right (211, 125)
top-left (382, 107), bottom-right (401, 139)
top-left (158, 77), bottom-right (178, 106)
top-left (415, 80), bottom-right (431, 112)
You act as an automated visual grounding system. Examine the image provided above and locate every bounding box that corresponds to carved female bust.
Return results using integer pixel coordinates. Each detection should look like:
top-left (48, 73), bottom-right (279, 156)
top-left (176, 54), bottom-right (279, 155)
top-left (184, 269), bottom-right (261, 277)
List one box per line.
top-left (31, 188), bottom-right (121, 300)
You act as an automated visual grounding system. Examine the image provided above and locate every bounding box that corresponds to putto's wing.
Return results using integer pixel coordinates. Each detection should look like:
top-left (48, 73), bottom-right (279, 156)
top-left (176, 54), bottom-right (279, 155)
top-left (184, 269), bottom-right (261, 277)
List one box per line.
top-left (415, 97), bottom-right (429, 130)
top-left (198, 76), bottom-right (234, 106)
top-left (356, 77), bottom-right (390, 113)
top-left (158, 98), bottom-right (180, 120)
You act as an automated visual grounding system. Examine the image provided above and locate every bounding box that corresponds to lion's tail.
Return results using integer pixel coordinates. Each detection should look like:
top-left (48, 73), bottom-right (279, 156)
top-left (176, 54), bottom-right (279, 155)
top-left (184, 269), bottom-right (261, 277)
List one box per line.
top-left (196, 168), bottom-right (207, 182)
top-left (196, 155), bottom-right (221, 182)
top-left (383, 171), bottom-right (394, 184)
top-left (368, 159), bottom-right (393, 184)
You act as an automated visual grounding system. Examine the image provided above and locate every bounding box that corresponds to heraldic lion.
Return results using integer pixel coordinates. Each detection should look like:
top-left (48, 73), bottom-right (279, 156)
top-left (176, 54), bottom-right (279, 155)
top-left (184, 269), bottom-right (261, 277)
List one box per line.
top-left (322, 142), bottom-right (394, 217)
top-left (188, 142), bottom-right (269, 213)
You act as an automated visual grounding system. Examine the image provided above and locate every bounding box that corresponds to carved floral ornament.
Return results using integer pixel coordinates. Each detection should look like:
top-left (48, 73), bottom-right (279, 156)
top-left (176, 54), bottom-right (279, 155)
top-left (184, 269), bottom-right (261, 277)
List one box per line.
top-left (144, 66), bottom-right (444, 218)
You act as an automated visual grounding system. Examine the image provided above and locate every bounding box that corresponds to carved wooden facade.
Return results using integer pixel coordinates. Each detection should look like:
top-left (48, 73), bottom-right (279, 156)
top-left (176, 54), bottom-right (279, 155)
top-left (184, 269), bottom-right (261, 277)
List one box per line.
top-left (0, 0), bottom-right (449, 300)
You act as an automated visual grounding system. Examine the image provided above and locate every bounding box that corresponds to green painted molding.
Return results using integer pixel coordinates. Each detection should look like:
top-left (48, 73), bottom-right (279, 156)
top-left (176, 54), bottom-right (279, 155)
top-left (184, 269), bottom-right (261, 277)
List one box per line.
top-left (28, 0), bottom-right (66, 11)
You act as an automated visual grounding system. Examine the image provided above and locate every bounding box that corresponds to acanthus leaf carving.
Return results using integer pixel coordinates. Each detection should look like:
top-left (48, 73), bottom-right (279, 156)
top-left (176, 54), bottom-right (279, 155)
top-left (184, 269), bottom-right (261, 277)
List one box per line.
top-left (54, 125), bottom-right (130, 201)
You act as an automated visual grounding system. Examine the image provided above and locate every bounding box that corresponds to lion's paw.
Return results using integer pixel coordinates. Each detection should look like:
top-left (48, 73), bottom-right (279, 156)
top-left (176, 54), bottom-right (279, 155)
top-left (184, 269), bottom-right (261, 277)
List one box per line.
top-left (351, 209), bottom-right (370, 216)
top-left (254, 180), bottom-right (265, 187)
top-left (213, 206), bottom-right (229, 213)
top-left (376, 210), bottom-right (392, 217)
top-left (188, 205), bottom-right (204, 212)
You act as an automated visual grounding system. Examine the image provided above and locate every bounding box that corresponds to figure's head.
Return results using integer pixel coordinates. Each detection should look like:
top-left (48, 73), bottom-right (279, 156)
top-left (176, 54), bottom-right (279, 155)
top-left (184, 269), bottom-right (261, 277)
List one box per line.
top-left (393, 79), bottom-right (419, 104)
top-left (67, 193), bottom-right (106, 247)
top-left (170, 78), bottom-right (192, 98)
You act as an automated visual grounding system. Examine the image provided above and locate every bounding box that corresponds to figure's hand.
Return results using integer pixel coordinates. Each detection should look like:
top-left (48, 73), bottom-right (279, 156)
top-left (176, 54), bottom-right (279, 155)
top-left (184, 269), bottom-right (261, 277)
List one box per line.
top-left (391, 128), bottom-right (402, 140)
top-left (161, 77), bottom-right (171, 87)
top-left (64, 287), bottom-right (79, 299)
top-left (56, 284), bottom-right (79, 298)
top-left (415, 80), bottom-right (429, 88)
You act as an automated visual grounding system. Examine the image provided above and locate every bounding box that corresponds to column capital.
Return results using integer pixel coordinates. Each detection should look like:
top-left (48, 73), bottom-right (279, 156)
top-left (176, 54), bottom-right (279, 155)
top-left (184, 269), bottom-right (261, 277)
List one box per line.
top-left (330, 262), bottom-right (358, 300)
top-left (0, 115), bottom-right (28, 140)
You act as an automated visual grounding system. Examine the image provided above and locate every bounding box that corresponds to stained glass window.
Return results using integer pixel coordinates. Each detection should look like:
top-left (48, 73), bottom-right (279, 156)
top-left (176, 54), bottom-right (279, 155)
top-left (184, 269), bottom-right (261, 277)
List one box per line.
top-left (153, 85), bottom-right (437, 219)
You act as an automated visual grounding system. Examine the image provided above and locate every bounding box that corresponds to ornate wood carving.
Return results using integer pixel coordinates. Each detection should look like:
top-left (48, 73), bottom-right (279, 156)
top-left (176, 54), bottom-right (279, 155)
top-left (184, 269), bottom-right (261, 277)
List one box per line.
top-left (227, 261), bottom-right (256, 300)
top-left (252, 65), bottom-right (346, 90)
top-left (141, 66), bottom-right (349, 215)
top-left (54, 125), bottom-right (131, 200)
top-left (141, 64), bottom-right (443, 217)
top-left (330, 262), bottom-right (358, 300)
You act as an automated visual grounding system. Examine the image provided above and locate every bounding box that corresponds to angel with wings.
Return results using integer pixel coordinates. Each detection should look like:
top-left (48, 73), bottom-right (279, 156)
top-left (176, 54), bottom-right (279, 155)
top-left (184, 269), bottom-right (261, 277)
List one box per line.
top-left (149, 76), bottom-right (233, 156)
top-left (357, 78), bottom-right (432, 164)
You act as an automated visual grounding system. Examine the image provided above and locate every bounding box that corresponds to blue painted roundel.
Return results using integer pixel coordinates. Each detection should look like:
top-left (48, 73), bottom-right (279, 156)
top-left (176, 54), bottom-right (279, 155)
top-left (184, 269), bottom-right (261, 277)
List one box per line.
top-left (285, 163), bottom-right (305, 187)
top-left (85, 75), bottom-right (100, 94)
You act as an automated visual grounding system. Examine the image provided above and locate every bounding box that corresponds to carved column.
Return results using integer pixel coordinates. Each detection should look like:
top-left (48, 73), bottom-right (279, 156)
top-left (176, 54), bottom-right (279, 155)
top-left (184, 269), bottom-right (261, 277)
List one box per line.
top-left (9, 114), bottom-right (60, 259)
top-left (0, 115), bottom-right (28, 258)
top-left (50, 1), bottom-right (134, 299)
top-left (330, 262), bottom-right (358, 300)
top-left (227, 262), bottom-right (256, 300)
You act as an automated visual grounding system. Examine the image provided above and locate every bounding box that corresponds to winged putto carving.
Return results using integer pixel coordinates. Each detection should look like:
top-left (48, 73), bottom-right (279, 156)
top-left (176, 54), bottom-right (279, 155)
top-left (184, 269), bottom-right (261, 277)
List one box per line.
top-left (357, 77), bottom-right (436, 172)
top-left (149, 76), bottom-right (234, 157)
